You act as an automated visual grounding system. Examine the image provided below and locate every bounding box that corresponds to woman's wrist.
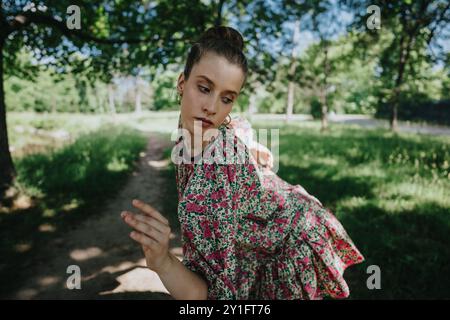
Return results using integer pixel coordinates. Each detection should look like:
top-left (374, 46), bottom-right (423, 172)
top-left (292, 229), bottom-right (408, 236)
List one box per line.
top-left (154, 251), bottom-right (208, 300)
top-left (154, 252), bottom-right (175, 276)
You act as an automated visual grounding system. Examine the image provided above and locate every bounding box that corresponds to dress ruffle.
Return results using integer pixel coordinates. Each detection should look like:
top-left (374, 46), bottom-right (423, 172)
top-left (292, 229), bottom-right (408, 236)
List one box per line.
top-left (231, 164), bottom-right (365, 299)
top-left (236, 193), bottom-right (364, 299)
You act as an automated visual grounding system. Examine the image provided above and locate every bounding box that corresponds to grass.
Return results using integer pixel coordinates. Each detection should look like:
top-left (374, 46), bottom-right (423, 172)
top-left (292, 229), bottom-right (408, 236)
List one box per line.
top-left (253, 120), bottom-right (450, 299)
top-left (14, 126), bottom-right (146, 200)
top-left (6, 111), bottom-right (179, 157)
top-left (0, 116), bottom-right (147, 297)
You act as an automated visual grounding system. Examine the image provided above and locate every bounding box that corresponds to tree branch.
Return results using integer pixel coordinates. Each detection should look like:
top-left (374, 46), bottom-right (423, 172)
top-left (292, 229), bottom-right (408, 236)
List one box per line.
top-left (215, 0), bottom-right (225, 27)
top-left (426, 2), bottom-right (450, 46)
top-left (6, 11), bottom-right (187, 45)
top-left (0, 5), bottom-right (10, 39)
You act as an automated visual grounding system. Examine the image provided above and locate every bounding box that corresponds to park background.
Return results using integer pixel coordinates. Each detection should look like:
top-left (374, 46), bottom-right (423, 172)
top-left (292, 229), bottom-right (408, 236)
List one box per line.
top-left (0, 0), bottom-right (449, 299)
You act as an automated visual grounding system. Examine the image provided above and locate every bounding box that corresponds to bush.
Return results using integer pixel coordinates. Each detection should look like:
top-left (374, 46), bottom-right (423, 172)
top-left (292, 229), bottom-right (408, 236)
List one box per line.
top-left (310, 97), bottom-right (323, 119)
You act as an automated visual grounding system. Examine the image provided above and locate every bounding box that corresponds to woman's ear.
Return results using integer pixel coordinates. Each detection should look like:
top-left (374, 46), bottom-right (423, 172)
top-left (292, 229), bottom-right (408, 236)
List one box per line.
top-left (177, 72), bottom-right (185, 94)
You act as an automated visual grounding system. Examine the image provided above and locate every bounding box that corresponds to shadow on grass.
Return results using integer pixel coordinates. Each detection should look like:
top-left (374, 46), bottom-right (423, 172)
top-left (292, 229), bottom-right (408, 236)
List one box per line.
top-left (0, 126), bottom-right (148, 298)
top-left (340, 201), bottom-right (450, 299)
top-left (251, 124), bottom-right (450, 298)
top-left (277, 162), bottom-right (377, 207)
top-left (278, 163), bottom-right (449, 298)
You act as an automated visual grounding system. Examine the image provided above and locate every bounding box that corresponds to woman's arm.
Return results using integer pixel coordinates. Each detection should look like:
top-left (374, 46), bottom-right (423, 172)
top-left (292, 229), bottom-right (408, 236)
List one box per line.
top-left (121, 199), bottom-right (208, 300)
top-left (156, 252), bottom-right (208, 300)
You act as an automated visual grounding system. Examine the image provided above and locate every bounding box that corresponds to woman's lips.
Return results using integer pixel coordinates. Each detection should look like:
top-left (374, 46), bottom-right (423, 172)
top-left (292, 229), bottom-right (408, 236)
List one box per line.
top-left (194, 117), bottom-right (213, 128)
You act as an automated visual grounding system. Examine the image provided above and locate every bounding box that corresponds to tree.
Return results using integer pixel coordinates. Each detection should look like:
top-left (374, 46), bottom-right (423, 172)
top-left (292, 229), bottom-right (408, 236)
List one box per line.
top-left (309, 0), bottom-right (346, 131)
top-left (344, 0), bottom-right (450, 131)
top-left (0, 0), bottom-right (321, 197)
top-left (0, 0), bottom-right (210, 196)
top-left (295, 40), bottom-right (339, 120)
top-left (285, 19), bottom-right (301, 123)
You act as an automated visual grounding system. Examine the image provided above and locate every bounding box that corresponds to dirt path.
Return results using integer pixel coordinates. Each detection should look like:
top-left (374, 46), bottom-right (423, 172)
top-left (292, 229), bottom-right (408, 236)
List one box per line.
top-left (9, 132), bottom-right (181, 299)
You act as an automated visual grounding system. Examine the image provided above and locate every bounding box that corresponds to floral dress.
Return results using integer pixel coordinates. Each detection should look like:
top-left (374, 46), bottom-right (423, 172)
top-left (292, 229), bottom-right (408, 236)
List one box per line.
top-left (174, 114), bottom-right (365, 300)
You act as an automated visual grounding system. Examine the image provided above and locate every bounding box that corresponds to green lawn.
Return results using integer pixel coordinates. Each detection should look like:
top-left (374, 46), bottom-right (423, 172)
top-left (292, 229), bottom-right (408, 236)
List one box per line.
top-left (255, 121), bottom-right (450, 299)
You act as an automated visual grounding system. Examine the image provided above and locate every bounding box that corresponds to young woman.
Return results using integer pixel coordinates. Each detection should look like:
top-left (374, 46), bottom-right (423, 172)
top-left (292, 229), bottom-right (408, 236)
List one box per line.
top-left (121, 26), bottom-right (365, 300)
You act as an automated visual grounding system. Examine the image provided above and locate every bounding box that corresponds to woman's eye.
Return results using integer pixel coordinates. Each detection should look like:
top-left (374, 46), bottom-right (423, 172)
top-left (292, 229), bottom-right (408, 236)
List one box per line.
top-left (222, 98), bottom-right (233, 104)
top-left (198, 86), bottom-right (209, 93)
top-left (198, 85), bottom-right (232, 104)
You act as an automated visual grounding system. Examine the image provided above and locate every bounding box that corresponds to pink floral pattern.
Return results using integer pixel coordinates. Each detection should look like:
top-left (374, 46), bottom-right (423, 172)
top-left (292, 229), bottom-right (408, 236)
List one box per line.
top-left (174, 115), bottom-right (365, 300)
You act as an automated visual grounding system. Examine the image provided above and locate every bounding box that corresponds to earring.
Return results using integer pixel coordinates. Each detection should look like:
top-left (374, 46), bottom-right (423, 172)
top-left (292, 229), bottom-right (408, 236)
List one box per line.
top-left (176, 92), bottom-right (182, 105)
top-left (222, 114), bottom-right (232, 126)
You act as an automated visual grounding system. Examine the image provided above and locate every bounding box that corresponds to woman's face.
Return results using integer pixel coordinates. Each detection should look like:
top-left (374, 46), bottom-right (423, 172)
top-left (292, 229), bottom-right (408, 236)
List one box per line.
top-left (177, 51), bottom-right (245, 139)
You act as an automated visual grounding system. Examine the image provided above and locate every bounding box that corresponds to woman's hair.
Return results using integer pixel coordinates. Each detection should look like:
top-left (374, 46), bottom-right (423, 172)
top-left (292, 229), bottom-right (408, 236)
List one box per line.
top-left (183, 26), bottom-right (248, 89)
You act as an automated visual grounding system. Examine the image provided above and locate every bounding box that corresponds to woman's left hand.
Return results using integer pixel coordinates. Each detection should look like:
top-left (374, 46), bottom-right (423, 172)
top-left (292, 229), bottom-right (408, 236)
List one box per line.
top-left (250, 143), bottom-right (274, 169)
top-left (121, 199), bottom-right (172, 274)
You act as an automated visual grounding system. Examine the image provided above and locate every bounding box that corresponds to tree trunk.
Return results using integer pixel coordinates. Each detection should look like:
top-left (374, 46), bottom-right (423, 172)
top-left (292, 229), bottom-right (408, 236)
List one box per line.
top-left (247, 91), bottom-right (257, 122)
top-left (391, 101), bottom-right (398, 131)
top-left (320, 43), bottom-right (329, 132)
top-left (391, 29), bottom-right (414, 132)
top-left (108, 84), bottom-right (116, 114)
top-left (390, 37), bottom-right (406, 132)
top-left (97, 85), bottom-right (105, 113)
top-left (286, 81), bottom-right (295, 123)
top-left (286, 20), bottom-right (300, 123)
top-left (0, 39), bottom-right (16, 197)
top-left (215, 0), bottom-right (225, 27)
top-left (390, 83), bottom-right (400, 132)
top-left (135, 77), bottom-right (142, 114)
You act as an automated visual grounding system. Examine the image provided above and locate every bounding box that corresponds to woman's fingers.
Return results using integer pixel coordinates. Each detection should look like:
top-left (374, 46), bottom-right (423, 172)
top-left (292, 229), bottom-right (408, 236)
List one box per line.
top-left (132, 199), bottom-right (169, 226)
top-left (122, 212), bottom-right (168, 243)
top-left (129, 231), bottom-right (156, 248)
top-left (125, 211), bottom-right (170, 235)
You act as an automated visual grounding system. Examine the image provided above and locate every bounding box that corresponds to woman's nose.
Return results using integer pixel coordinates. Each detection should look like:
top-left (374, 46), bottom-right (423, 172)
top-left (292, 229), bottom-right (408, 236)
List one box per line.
top-left (202, 96), bottom-right (219, 115)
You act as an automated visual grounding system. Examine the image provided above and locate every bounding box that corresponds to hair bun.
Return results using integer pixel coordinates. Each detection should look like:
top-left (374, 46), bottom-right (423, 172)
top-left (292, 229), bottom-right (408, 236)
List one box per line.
top-left (198, 26), bottom-right (245, 51)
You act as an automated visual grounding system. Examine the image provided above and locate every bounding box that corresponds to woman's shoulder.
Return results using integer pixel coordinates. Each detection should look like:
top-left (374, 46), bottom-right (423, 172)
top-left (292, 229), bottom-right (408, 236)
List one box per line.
top-left (220, 116), bottom-right (253, 145)
top-left (224, 116), bottom-right (274, 170)
top-left (227, 115), bottom-right (253, 136)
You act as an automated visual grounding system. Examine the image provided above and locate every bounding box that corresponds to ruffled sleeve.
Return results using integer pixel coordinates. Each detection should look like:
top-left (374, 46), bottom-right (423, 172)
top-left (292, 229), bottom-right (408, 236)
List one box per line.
top-left (180, 240), bottom-right (238, 300)
top-left (177, 128), bottom-right (247, 299)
